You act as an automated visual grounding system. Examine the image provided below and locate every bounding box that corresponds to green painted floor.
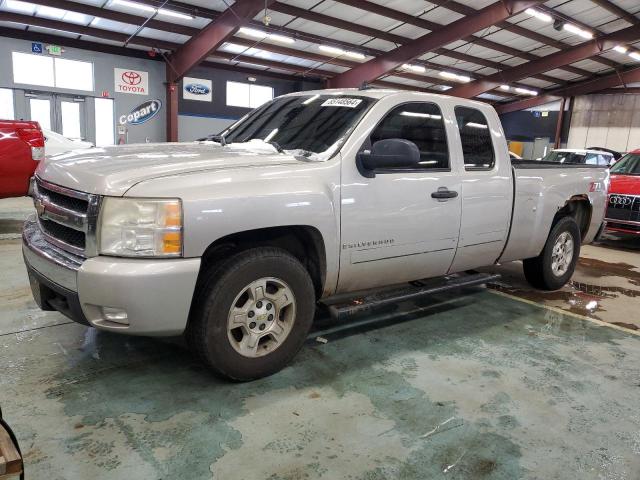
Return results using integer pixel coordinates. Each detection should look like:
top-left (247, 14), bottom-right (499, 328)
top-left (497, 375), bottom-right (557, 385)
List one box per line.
top-left (2, 281), bottom-right (640, 479)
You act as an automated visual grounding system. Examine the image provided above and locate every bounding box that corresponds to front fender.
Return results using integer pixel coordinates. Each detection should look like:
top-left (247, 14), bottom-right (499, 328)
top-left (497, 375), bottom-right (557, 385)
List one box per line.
top-left (125, 159), bottom-right (341, 293)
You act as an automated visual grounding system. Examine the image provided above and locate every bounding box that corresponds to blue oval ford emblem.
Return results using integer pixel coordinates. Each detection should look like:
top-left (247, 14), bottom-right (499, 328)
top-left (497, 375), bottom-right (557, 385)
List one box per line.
top-left (185, 83), bottom-right (210, 95)
top-left (120, 99), bottom-right (162, 125)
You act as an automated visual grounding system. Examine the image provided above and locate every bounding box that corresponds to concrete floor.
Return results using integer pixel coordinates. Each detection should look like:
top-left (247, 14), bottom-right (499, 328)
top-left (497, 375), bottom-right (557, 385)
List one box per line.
top-left (2, 197), bottom-right (640, 480)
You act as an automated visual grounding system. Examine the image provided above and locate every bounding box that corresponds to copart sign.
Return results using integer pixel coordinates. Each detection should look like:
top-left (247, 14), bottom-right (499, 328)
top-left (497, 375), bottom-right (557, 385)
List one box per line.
top-left (119, 99), bottom-right (162, 125)
top-left (114, 68), bottom-right (149, 95)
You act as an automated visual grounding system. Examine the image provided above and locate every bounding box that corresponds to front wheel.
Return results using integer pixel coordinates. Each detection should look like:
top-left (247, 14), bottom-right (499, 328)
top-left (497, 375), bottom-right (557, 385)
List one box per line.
top-left (523, 216), bottom-right (581, 291)
top-left (187, 247), bottom-right (315, 381)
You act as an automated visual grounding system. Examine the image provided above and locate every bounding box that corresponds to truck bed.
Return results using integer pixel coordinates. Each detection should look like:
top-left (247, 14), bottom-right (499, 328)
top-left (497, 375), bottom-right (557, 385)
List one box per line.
top-left (511, 159), bottom-right (609, 169)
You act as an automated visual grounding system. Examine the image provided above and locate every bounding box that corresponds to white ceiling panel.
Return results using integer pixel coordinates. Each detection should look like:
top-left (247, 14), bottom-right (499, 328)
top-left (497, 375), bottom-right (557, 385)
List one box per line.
top-left (139, 28), bottom-right (189, 44)
top-left (27, 25), bottom-right (80, 38)
top-left (89, 17), bottom-right (138, 35)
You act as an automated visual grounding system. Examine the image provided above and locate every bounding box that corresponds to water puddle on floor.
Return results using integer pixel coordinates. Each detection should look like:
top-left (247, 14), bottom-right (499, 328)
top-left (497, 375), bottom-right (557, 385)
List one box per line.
top-left (488, 256), bottom-right (640, 331)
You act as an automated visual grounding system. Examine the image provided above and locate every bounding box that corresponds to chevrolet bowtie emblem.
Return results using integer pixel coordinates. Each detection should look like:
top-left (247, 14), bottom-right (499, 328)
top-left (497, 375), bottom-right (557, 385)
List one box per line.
top-left (35, 199), bottom-right (46, 216)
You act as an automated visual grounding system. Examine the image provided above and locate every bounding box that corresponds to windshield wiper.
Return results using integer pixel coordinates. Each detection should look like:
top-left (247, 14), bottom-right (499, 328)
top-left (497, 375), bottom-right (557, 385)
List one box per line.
top-left (267, 141), bottom-right (284, 153)
top-left (198, 133), bottom-right (226, 145)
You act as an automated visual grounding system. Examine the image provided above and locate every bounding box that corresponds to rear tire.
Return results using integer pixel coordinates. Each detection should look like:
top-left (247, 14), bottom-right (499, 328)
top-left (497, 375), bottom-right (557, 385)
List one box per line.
top-left (523, 216), bottom-right (581, 291)
top-left (186, 247), bottom-right (315, 381)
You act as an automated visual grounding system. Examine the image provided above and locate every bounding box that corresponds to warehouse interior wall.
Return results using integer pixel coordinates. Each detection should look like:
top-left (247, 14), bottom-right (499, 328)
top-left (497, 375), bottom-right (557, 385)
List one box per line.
top-left (567, 93), bottom-right (640, 152)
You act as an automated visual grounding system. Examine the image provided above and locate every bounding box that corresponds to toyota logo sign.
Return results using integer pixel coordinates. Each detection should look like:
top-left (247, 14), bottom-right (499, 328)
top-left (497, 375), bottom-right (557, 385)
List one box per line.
top-left (115, 68), bottom-right (148, 95)
top-left (609, 195), bottom-right (633, 206)
top-left (122, 71), bottom-right (141, 85)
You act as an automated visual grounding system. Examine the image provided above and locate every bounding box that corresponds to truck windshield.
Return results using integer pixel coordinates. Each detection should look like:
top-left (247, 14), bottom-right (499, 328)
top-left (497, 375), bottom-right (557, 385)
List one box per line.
top-left (610, 153), bottom-right (640, 175)
top-left (540, 151), bottom-right (587, 164)
top-left (217, 95), bottom-right (375, 159)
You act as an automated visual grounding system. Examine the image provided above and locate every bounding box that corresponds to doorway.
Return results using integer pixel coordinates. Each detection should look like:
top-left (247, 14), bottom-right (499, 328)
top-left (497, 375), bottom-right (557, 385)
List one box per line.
top-left (26, 93), bottom-right (87, 141)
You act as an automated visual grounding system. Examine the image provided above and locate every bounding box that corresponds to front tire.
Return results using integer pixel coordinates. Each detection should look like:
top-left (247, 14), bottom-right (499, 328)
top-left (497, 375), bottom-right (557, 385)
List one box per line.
top-left (523, 216), bottom-right (581, 291)
top-left (187, 247), bottom-right (315, 381)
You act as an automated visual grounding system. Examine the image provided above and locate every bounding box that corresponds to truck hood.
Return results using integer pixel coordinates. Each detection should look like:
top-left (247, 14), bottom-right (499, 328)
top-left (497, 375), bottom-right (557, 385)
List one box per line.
top-left (35, 141), bottom-right (302, 196)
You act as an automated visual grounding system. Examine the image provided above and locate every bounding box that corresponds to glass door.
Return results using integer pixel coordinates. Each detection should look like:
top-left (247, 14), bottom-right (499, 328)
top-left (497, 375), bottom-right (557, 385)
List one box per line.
top-left (56, 96), bottom-right (86, 141)
top-left (26, 93), bottom-right (87, 140)
top-left (27, 94), bottom-right (54, 131)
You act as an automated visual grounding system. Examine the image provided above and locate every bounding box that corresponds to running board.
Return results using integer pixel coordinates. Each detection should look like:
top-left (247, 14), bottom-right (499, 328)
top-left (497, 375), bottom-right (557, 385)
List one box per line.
top-left (321, 272), bottom-right (501, 321)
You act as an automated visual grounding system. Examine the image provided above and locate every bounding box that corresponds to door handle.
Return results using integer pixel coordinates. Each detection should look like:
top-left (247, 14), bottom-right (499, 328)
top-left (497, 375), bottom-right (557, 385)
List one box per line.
top-left (431, 188), bottom-right (458, 200)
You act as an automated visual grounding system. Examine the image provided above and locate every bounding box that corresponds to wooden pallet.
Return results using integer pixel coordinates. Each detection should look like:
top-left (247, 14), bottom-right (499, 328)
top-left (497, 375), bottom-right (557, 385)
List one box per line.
top-left (0, 423), bottom-right (22, 479)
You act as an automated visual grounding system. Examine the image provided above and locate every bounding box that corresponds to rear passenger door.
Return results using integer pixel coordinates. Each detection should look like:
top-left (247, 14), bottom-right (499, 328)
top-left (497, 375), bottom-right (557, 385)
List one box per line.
top-left (448, 106), bottom-right (513, 273)
top-left (337, 101), bottom-right (462, 292)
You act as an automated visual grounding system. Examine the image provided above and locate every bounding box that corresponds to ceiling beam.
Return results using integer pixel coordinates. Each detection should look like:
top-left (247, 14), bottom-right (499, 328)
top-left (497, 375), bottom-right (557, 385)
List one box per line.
top-left (329, 0), bottom-right (578, 83)
top-left (0, 11), bottom-right (177, 50)
top-left (589, 0), bottom-right (640, 26)
top-left (326, 0), bottom-right (546, 88)
top-left (426, 0), bottom-right (616, 71)
top-left (495, 66), bottom-right (640, 113)
top-left (168, 0), bottom-right (274, 82)
top-left (269, 1), bottom-right (574, 85)
top-left (25, 0), bottom-right (195, 36)
top-left (448, 25), bottom-right (640, 99)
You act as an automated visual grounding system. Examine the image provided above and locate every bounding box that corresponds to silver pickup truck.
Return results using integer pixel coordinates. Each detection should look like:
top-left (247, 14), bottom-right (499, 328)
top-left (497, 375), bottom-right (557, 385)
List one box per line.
top-left (23, 89), bottom-right (608, 380)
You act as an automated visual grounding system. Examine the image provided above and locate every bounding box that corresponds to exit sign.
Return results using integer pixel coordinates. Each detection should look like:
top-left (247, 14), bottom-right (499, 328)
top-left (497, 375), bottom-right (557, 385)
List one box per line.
top-left (46, 44), bottom-right (63, 56)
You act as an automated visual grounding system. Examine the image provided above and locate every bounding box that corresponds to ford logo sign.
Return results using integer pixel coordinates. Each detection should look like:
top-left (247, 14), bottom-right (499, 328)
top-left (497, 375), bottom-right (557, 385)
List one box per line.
top-left (185, 83), bottom-right (210, 95)
top-left (119, 99), bottom-right (162, 125)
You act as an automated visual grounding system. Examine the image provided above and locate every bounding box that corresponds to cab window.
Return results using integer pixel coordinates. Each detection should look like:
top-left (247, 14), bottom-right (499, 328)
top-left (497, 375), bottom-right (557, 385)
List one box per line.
top-left (455, 106), bottom-right (495, 170)
top-left (369, 102), bottom-right (449, 170)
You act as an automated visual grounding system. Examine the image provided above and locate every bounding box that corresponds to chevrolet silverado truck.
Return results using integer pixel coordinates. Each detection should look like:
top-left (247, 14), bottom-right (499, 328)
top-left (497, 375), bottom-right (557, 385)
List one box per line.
top-left (23, 89), bottom-right (608, 380)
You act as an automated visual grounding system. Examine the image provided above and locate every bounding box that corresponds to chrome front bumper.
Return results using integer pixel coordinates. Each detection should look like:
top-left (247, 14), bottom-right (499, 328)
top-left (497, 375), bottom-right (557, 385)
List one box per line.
top-left (22, 214), bottom-right (83, 292)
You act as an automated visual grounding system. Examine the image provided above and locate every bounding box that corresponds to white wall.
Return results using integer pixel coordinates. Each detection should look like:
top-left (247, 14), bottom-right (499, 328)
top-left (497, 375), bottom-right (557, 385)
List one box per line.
top-left (178, 115), bottom-right (235, 142)
top-left (567, 93), bottom-right (640, 152)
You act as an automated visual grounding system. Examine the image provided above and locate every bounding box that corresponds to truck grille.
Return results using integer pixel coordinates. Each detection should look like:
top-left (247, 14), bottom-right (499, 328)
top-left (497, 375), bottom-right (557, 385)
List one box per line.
top-left (605, 194), bottom-right (640, 224)
top-left (32, 177), bottom-right (100, 257)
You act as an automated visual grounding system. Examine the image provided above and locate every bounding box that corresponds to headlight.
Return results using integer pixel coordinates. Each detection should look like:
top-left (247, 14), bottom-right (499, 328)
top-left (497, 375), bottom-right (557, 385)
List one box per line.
top-left (99, 197), bottom-right (183, 257)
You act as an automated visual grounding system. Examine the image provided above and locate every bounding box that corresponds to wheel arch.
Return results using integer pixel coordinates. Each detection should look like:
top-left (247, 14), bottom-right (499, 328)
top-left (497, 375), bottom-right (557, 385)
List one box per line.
top-left (553, 195), bottom-right (592, 241)
top-left (196, 225), bottom-right (327, 299)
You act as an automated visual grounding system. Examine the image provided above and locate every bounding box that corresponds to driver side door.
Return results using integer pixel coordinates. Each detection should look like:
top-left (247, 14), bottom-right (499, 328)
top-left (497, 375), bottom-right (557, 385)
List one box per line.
top-left (337, 101), bottom-right (462, 293)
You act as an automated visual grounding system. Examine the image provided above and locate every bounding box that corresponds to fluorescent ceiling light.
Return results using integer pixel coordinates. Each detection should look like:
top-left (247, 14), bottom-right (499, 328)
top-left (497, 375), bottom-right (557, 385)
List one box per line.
top-left (318, 45), bottom-right (365, 60)
top-left (500, 85), bottom-right (510, 91)
top-left (157, 8), bottom-right (194, 20)
top-left (440, 71), bottom-right (471, 82)
top-left (112, 0), bottom-right (156, 14)
top-left (630, 51), bottom-right (640, 61)
top-left (238, 27), bottom-right (294, 44)
top-left (239, 27), bottom-right (268, 39)
top-left (562, 23), bottom-right (593, 39)
top-left (613, 45), bottom-right (628, 53)
top-left (344, 51), bottom-right (365, 60)
top-left (269, 33), bottom-right (295, 44)
top-left (5, 0), bottom-right (37, 14)
top-left (402, 64), bottom-right (426, 73)
top-left (319, 45), bottom-right (343, 55)
top-left (515, 87), bottom-right (538, 96)
top-left (525, 8), bottom-right (552, 22)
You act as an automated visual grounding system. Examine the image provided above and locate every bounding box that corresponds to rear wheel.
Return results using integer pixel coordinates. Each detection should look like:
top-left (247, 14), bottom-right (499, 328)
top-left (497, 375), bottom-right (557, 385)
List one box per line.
top-left (187, 247), bottom-right (315, 381)
top-left (523, 216), bottom-right (581, 291)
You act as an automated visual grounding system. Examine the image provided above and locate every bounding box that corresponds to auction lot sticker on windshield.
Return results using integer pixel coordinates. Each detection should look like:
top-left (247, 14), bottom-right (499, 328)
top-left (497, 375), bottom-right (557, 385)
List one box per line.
top-left (321, 98), bottom-right (363, 108)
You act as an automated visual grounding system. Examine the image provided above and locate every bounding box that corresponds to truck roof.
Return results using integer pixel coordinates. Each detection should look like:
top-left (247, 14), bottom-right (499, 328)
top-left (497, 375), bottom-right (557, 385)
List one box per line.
top-left (281, 88), bottom-right (492, 109)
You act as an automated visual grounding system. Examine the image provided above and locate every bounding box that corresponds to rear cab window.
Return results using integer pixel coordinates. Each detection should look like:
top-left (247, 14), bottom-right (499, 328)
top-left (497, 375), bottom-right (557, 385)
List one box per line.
top-left (454, 106), bottom-right (495, 170)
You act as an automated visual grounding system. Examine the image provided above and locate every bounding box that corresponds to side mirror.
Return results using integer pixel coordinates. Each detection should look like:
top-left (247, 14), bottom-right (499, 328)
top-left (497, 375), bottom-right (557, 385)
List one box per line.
top-left (357, 138), bottom-right (421, 177)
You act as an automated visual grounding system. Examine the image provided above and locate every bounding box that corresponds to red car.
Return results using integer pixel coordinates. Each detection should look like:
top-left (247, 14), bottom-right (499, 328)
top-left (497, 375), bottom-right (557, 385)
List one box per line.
top-left (0, 120), bottom-right (45, 199)
top-left (604, 149), bottom-right (640, 235)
